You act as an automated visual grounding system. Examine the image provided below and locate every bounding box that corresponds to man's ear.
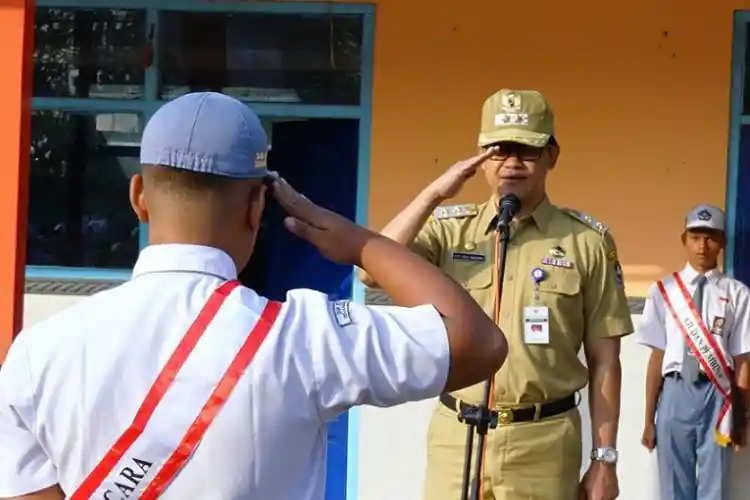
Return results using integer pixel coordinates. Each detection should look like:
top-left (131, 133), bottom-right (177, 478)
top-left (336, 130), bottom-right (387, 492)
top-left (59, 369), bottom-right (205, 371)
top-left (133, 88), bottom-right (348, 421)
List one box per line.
top-left (129, 173), bottom-right (149, 223)
top-left (245, 183), bottom-right (267, 233)
top-left (547, 146), bottom-right (560, 170)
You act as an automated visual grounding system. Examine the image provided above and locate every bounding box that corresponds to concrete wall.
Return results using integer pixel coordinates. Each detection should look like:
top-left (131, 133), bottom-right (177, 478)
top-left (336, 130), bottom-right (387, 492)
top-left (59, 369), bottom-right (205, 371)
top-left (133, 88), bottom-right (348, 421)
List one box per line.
top-left (22, 294), bottom-right (82, 328)
top-left (23, 295), bottom-right (750, 499)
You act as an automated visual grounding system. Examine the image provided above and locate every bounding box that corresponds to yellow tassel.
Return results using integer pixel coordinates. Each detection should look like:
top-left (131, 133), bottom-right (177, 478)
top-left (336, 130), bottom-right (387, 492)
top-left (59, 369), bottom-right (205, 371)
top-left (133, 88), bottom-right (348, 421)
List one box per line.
top-left (714, 430), bottom-right (732, 447)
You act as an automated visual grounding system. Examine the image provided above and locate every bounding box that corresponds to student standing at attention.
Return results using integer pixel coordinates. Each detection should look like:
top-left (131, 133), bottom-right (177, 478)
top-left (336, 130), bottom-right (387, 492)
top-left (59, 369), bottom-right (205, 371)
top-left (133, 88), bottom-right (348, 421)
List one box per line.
top-left (638, 204), bottom-right (750, 500)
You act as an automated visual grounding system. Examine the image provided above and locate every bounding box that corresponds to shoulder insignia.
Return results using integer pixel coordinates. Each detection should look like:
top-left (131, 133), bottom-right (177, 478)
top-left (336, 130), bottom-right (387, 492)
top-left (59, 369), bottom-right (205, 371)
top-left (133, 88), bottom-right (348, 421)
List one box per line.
top-left (432, 204), bottom-right (479, 220)
top-left (560, 208), bottom-right (609, 235)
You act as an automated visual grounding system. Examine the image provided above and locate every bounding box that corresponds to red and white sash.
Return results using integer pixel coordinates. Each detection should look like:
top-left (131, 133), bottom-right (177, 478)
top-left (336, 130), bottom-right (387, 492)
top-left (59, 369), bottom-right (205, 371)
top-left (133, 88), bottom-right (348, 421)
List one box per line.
top-left (69, 280), bottom-right (283, 499)
top-left (657, 272), bottom-right (734, 446)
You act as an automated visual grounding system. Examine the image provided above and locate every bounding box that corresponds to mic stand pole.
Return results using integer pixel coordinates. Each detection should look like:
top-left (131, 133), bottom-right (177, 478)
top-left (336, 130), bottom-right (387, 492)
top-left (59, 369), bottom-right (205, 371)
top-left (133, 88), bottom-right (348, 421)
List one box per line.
top-left (457, 216), bottom-right (512, 500)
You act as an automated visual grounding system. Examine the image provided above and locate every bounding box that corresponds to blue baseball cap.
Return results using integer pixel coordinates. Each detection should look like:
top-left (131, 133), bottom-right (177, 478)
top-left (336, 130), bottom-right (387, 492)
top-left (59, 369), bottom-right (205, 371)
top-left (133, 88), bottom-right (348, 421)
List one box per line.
top-left (140, 92), bottom-right (272, 180)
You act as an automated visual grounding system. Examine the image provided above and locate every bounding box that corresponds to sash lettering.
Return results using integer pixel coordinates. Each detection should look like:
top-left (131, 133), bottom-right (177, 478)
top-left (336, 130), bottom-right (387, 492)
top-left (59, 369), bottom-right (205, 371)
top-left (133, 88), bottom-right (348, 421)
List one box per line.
top-left (657, 272), bottom-right (734, 446)
top-left (101, 457), bottom-right (152, 499)
top-left (70, 280), bottom-right (283, 499)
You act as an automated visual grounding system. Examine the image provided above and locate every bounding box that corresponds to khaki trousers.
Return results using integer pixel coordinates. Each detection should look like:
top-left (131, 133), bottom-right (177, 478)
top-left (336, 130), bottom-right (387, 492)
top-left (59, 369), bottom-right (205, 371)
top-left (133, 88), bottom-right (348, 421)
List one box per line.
top-left (422, 402), bottom-right (582, 500)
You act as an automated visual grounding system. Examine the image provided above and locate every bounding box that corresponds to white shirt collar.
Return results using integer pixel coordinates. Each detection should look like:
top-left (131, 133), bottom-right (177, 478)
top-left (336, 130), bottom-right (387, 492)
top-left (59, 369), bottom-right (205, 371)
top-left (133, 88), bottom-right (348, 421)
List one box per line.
top-left (681, 262), bottom-right (722, 285)
top-left (132, 244), bottom-right (238, 280)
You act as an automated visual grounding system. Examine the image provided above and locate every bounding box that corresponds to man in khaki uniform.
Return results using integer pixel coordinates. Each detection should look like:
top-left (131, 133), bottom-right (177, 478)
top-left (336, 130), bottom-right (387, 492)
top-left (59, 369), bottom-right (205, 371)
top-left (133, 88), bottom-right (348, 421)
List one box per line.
top-left (360, 89), bottom-right (633, 500)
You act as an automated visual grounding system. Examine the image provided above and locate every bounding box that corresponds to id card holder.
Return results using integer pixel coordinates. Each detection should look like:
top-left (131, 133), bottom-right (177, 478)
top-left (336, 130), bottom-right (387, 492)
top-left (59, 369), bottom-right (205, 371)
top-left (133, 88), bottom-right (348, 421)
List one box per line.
top-left (524, 306), bottom-right (550, 344)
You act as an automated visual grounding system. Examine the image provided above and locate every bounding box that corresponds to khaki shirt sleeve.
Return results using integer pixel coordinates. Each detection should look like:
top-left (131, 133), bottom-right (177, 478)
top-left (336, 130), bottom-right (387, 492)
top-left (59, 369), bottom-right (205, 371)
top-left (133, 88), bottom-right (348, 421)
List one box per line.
top-left (583, 232), bottom-right (635, 340)
top-left (409, 218), bottom-right (443, 266)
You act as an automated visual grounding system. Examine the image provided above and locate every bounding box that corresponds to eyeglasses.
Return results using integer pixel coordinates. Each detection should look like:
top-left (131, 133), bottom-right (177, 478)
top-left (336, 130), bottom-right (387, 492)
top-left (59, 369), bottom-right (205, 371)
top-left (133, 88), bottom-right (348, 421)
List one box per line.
top-left (484, 143), bottom-right (546, 162)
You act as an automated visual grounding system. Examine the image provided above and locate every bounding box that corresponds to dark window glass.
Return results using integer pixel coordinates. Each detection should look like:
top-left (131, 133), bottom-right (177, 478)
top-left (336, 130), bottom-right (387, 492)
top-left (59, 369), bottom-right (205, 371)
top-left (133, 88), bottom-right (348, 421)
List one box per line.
top-left (33, 8), bottom-right (147, 99)
top-left (28, 111), bottom-right (142, 269)
top-left (734, 124), bottom-right (750, 283)
top-left (159, 12), bottom-right (363, 105)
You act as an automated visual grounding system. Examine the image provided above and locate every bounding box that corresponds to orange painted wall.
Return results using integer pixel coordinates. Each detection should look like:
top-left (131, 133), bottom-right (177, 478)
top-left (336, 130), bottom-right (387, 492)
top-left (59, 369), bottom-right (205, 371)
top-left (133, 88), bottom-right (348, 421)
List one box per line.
top-left (0, 0), bottom-right (33, 363)
top-left (366, 0), bottom-right (749, 296)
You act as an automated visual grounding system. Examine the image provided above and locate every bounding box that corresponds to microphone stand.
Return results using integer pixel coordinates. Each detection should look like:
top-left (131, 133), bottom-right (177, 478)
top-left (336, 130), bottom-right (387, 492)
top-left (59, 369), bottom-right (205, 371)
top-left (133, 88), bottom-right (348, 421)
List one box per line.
top-left (457, 194), bottom-right (519, 500)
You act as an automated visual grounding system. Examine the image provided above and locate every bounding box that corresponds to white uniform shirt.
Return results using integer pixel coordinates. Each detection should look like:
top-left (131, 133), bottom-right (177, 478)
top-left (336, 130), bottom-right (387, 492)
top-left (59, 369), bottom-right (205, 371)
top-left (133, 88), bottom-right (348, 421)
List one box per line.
top-left (637, 263), bottom-right (750, 375)
top-left (0, 244), bottom-right (450, 499)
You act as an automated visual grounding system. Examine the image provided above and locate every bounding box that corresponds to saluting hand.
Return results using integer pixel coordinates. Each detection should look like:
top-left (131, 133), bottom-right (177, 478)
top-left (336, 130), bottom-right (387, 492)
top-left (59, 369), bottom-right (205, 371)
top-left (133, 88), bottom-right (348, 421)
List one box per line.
top-left (427, 147), bottom-right (498, 200)
top-left (270, 177), bottom-right (372, 266)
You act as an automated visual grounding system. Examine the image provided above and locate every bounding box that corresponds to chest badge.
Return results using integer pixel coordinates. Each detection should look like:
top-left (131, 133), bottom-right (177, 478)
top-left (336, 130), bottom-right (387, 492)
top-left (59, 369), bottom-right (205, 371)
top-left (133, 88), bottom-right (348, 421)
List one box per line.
top-left (531, 268), bottom-right (547, 283)
top-left (541, 257), bottom-right (573, 269)
top-left (711, 317), bottom-right (726, 336)
top-left (464, 242), bottom-right (477, 251)
top-left (549, 246), bottom-right (565, 259)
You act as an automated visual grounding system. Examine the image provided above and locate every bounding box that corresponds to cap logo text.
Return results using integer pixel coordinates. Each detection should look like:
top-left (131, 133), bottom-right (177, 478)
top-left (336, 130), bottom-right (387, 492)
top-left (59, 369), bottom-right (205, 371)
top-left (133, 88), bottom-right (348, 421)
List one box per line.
top-left (254, 151), bottom-right (268, 168)
top-left (494, 113), bottom-right (529, 126)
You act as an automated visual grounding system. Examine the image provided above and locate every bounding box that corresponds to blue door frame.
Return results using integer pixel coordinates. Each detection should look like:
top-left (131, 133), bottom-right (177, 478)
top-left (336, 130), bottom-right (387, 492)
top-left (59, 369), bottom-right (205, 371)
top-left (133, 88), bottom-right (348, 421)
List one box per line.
top-left (728, 12), bottom-right (750, 281)
top-left (29, 1), bottom-right (375, 498)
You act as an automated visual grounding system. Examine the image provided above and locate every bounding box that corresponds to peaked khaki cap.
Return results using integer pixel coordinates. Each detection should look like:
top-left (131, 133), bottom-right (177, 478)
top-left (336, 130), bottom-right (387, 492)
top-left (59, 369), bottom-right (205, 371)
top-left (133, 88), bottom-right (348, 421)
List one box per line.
top-left (478, 89), bottom-right (555, 147)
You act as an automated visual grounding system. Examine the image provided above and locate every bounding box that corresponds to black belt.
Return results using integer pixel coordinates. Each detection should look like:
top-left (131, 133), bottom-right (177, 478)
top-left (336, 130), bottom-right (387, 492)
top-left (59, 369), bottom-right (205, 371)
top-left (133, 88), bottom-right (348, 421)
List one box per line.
top-left (665, 371), bottom-right (711, 383)
top-left (439, 393), bottom-right (577, 424)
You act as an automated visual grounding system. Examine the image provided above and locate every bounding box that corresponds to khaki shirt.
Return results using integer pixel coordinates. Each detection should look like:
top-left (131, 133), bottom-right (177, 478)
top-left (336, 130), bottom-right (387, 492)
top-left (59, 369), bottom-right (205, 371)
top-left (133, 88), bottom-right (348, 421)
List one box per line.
top-left (412, 198), bottom-right (634, 407)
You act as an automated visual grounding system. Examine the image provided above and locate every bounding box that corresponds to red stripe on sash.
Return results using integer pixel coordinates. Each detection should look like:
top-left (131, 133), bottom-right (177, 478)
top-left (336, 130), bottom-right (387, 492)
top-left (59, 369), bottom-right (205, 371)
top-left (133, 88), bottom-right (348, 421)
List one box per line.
top-left (656, 273), bottom-right (731, 396)
top-left (140, 299), bottom-right (283, 498)
top-left (70, 280), bottom-right (242, 500)
top-left (672, 273), bottom-right (731, 372)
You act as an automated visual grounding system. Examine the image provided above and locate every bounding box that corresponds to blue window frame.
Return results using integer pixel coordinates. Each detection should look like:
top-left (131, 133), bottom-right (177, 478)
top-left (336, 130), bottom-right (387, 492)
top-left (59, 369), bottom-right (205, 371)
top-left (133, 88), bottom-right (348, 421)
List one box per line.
top-left (28, 0), bottom-right (375, 287)
top-left (28, 3), bottom-right (374, 498)
top-left (728, 13), bottom-right (750, 282)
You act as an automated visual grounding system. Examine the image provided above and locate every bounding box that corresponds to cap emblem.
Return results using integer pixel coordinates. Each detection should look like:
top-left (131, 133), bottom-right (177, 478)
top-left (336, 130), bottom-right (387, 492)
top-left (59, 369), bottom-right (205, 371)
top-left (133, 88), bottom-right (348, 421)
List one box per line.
top-left (494, 91), bottom-right (529, 127)
top-left (501, 92), bottom-right (522, 112)
top-left (697, 209), bottom-right (712, 221)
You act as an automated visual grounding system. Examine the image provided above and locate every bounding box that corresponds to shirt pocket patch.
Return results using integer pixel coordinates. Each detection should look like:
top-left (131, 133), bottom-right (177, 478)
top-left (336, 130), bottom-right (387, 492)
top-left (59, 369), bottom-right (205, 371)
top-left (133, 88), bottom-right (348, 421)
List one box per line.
top-left (538, 271), bottom-right (582, 299)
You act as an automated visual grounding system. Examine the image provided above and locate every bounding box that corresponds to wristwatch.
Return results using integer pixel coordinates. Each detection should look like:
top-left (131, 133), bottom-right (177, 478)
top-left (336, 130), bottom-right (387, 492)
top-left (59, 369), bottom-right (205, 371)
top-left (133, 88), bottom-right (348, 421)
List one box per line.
top-left (591, 447), bottom-right (618, 464)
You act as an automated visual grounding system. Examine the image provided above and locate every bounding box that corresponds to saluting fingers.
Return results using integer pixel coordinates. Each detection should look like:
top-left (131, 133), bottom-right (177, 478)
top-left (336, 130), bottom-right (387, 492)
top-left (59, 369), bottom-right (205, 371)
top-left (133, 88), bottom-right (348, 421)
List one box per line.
top-left (452, 147), bottom-right (497, 180)
top-left (272, 177), bottom-right (330, 229)
top-left (455, 146), bottom-right (498, 173)
top-left (273, 178), bottom-right (311, 211)
top-left (469, 146), bottom-right (499, 166)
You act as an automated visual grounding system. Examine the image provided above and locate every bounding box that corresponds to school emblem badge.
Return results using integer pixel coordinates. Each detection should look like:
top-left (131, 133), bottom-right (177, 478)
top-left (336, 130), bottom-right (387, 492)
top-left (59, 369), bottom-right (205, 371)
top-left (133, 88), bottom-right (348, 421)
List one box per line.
top-left (501, 92), bottom-right (522, 113)
top-left (495, 92), bottom-right (528, 126)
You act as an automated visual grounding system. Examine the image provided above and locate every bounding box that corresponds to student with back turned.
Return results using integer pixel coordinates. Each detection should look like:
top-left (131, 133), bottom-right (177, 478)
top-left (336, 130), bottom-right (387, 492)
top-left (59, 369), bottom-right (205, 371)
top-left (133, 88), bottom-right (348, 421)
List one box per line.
top-left (0, 92), bottom-right (508, 500)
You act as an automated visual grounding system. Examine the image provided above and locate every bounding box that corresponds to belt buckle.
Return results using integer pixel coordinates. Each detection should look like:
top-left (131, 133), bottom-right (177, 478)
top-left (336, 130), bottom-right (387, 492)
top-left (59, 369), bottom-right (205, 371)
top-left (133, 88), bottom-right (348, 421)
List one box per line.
top-left (497, 409), bottom-right (513, 425)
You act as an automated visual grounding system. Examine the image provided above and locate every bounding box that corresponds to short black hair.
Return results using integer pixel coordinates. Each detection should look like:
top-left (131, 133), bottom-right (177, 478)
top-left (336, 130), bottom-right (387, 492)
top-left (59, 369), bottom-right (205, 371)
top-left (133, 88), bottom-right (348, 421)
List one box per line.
top-left (141, 164), bottom-right (240, 197)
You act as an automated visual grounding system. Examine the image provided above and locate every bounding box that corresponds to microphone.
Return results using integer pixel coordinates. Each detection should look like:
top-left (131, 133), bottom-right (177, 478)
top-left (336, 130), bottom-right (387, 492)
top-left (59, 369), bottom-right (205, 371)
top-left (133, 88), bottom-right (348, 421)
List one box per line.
top-left (495, 194), bottom-right (521, 233)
